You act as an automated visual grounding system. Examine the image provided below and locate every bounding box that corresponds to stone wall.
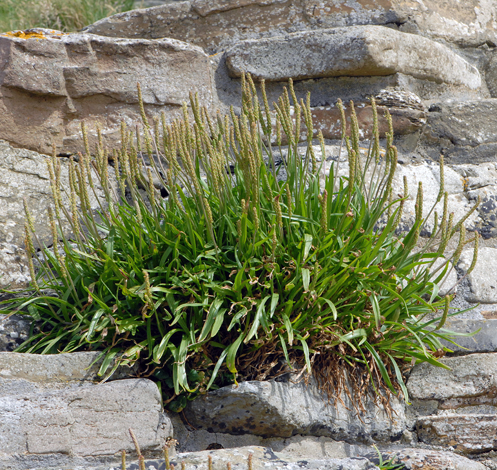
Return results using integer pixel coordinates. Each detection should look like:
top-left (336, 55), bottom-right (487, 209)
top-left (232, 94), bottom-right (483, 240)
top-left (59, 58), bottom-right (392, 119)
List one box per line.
top-left (2, 1), bottom-right (497, 468)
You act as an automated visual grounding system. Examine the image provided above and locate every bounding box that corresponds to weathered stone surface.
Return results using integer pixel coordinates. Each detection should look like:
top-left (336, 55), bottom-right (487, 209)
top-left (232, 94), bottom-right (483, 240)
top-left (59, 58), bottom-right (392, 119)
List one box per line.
top-left (130, 446), bottom-right (379, 470)
top-left (459, 247), bottom-right (497, 303)
top-left (0, 314), bottom-right (32, 351)
top-left (416, 414), bottom-right (497, 454)
top-left (442, 318), bottom-right (497, 353)
top-left (0, 140), bottom-right (107, 289)
top-left (0, 374), bottom-right (172, 469)
top-left (422, 100), bottom-right (497, 165)
top-left (487, 52), bottom-right (497, 98)
top-left (0, 29), bottom-right (215, 155)
top-left (87, 0), bottom-right (497, 52)
top-left (408, 352), bottom-right (497, 401)
top-left (225, 26), bottom-right (481, 89)
top-left (0, 351), bottom-right (136, 382)
top-left (185, 379), bottom-right (406, 444)
top-left (84, 1), bottom-right (307, 54)
top-left (377, 447), bottom-right (487, 470)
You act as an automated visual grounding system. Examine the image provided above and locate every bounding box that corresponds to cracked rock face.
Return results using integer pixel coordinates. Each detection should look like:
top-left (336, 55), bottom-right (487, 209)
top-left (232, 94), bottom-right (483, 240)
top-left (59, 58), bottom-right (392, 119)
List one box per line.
top-left (0, 352), bottom-right (171, 469)
top-left (184, 379), bottom-right (406, 444)
top-left (0, 29), bottom-right (215, 155)
top-left (84, 0), bottom-right (497, 53)
top-left (0, 140), bottom-right (108, 289)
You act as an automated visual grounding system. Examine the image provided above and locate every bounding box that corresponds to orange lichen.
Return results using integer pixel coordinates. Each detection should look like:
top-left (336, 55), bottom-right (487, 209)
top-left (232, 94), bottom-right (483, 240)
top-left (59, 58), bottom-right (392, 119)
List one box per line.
top-left (1, 30), bottom-right (65, 40)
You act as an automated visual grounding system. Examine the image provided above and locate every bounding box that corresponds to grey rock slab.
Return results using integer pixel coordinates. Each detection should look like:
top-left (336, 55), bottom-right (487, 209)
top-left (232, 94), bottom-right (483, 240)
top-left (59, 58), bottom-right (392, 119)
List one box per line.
top-left (0, 377), bottom-right (172, 467)
top-left (376, 447), bottom-right (487, 470)
top-left (105, 446), bottom-right (379, 470)
top-left (416, 414), bottom-right (497, 454)
top-left (88, 0), bottom-right (497, 53)
top-left (0, 140), bottom-right (109, 289)
top-left (407, 352), bottom-right (497, 401)
top-left (0, 29), bottom-right (215, 155)
top-left (184, 379), bottom-right (406, 444)
top-left (225, 26), bottom-right (481, 89)
top-left (424, 100), bottom-right (497, 151)
top-left (441, 318), bottom-right (497, 353)
top-left (459, 247), bottom-right (497, 303)
top-left (0, 351), bottom-right (136, 383)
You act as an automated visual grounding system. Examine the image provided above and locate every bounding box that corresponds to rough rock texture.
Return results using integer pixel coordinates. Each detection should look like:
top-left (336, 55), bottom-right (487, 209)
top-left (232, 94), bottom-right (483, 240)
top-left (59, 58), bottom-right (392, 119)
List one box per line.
top-left (0, 140), bottom-right (106, 289)
top-left (0, 352), bottom-right (171, 469)
top-left (459, 247), bottom-right (497, 303)
top-left (422, 100), bottom-right (497, 164)
top-left (408, 352), bottom-right (497, 401)
top-left (379, 447), bottom-right (487, 470)
top-left (0, 314), bottom-right (32, 351)
top-left (416, 414), bottom-right (497, 454)
top-left (443, 318), bottom-right (497, 353)
top-left (85, 0), bottom-right (497, 53)
top-left (408, 353), bottom-right (497, 454)
top-left (125, 446), bottom-right (380, 470)
top-left (184, 379), bottom-right (406, 444)
top-left (225, 26), bottom-right (481, 89)
top-left (0, 29), bottom-right (215, 155)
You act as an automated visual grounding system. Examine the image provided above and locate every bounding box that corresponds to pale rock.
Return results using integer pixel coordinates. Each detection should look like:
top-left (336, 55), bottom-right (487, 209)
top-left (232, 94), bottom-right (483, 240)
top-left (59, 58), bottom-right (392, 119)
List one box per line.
top-left (416, 414), bottom-right (497, 454)
top-left (0, 140), bottom-right (108, 289)
top-left (442, 318), bottom-right (497, 353)
top-left (408, 352), bottom-right (497, 401)
top-left (184, 379), bottom-right (406, 444)
top-left (0, 29), bottom-right (215, 155)
top-left (87, 0), bottom-right (497, 52)
top-left (423, 99), bottom-right (497, 164)
top-left (225, 26), bottom-right (481, 90)
top-left (459, 247), bottom-right (497, 303)
top-left (378, 447), bottom-right (487, 470)
top-left (0, 370), bottom-right (172, 468)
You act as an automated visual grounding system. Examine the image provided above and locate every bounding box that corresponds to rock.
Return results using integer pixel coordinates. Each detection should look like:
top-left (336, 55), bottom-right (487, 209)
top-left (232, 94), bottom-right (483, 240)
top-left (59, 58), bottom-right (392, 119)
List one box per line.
top-left (442, 318), bottom-right (497, 353)
top-left (184, 379), bottom-right (406, 444)
top-left (0, 314), bottom-right (32, 351)
top-left (83, 2), bottom-right (308, 54)
top-left (377, 447), bottom-right (487, 470)
top-left (408, 353), bottom-right (497, 454)
top-left (407, 352), bottom-right (497, 401)
top-left (134, 446), bottom-right (379, 470)
top-left (459, 247), bottom-right (497, 303)
top-left (486, 52), bottom-right (497, 98)
top-left (0, 351), bottom-right (136, 382)
top-left (422, 100), bottom-right (497, 164)
top-left (416, 414), bottom-right (497, 454)
top-left (225, 26), bottom-right (481, 89)
top-left (0, 140), bottom-right (107, 289)
top-left (86, 0), bottom-right (497, 53)
top-left (0, 29), bottom-right (215, 155)
top-left (0, 358), bottom-right (171, 469)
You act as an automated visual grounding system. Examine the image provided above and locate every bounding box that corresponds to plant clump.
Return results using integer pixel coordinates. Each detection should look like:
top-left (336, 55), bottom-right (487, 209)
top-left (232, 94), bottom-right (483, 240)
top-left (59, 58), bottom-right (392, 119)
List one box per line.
top-left (0, 75), bottom-right (479, 413)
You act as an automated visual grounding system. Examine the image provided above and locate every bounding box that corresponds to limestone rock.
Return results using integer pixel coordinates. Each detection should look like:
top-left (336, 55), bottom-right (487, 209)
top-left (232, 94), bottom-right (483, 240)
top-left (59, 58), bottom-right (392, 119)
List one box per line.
top-left (225, 26), bottom-right (481, 89)
top-left (377, 447), bottom-right (487, 470)
top-left (407, 352), bottom-right (497, 401)
top-left (416, 414), bottom-right (497, 454)
top-left (486, 51), bottom-right (497, 98)
top-left (442, 318), bottom-right (497, 353)
top-left (0, 351), bottom-right (136, 382)
top-left (86, 0), bottom-right (497, 53)
top-left (422, 100), bottom-right (497, 164)
top-left (0, 313), bottom-right (32, 352)
top-left (459, 247), bottom-right (497, 303)
top-left (0, 29), bottom-right (215, 155)
top-left (136, 446), bottom-right (379, 470)
top-left (184, 379), bottom-right (406, 444)
top-left (0, 361), bottom-right (171, 469)
top-left (0, 140), bottom-right (107, 289)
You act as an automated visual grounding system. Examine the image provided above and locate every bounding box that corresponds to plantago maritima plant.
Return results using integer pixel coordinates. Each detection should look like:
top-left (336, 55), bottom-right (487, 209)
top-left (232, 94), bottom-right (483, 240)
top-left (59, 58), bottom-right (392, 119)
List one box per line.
top-left (1, 75), bottom-right (479, 412)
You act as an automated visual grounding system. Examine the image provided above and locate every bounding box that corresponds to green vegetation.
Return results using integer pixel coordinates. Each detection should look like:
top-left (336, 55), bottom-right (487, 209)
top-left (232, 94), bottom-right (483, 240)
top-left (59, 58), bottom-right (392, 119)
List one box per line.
top-left (0, 0), bottom-right (134, 33)
top-left (0, 76), bottom-right (478, 413)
